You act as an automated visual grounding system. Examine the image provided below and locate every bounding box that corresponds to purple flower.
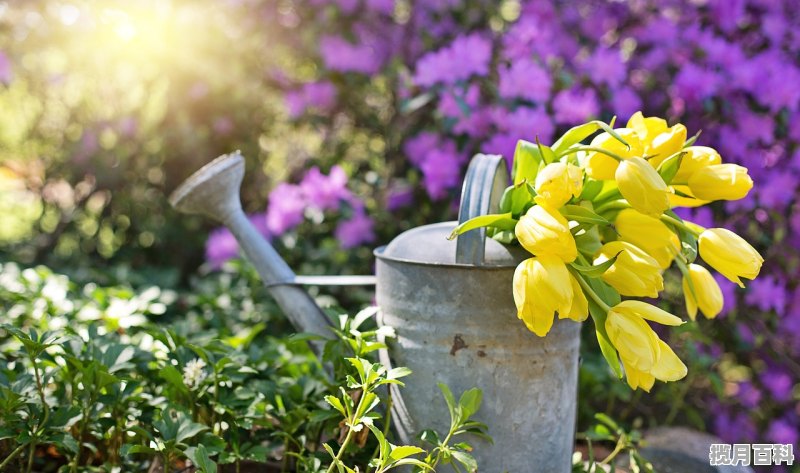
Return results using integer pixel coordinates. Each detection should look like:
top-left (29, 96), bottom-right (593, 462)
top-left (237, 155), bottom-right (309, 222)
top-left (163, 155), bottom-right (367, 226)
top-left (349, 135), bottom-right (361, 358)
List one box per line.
top-left (735, 381), bottom-right (763, 409)
top-left (299, 166), bottom-right (349, 211)
top-left (581, 47), bottom-right (627, 87)
top-left (320, 35), bottom-right (384, 74)
top-left (552, 87), bottom-right (600, 125)
top-left (0, 51), bottom-right (12, 85)
top-left (672, 63), bottom-right (721, 107)
top-left (767, 418), bottom-right (799, 446)
top-left (404, 132), bottom-right (439, 167)
top-left (414, 33), bottom-right (492, 87)
top-left (674, 207), bottom-right (715, 230)
top-left (745, 275), bottom-right (787, 315)
top-left (482, 133), bottom-right (519, 164)
top-left (285, 81), bottom-right (337, 119)
top-left (335, 209), bottom-right (375, 249)
top-left (205, 227), bottom-right (239, 269)
top-left (419, 141), bottom-right (463, 200)
top-left (760, 368), bottom-right (794, 403)
top-left (493, 106), bottom-right (554, 142)
top-left (498, 59), bottom-right (552, 103)
top-left (756, 171), bottom-right (797, 211)
top-left (266, 183), bottom-right (306, 235)
top-left (714, 411), bottom-right (756, 444)
top-left (610, 87), bottom-right (642, 118)
top-left (386, 185), bottom-right (414, 211)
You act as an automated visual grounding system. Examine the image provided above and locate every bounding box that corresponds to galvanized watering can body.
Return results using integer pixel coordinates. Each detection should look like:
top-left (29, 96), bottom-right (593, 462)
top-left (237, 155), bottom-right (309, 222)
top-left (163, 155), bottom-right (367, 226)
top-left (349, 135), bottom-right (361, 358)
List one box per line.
top-left (170, 152), bottom-right (580, 472)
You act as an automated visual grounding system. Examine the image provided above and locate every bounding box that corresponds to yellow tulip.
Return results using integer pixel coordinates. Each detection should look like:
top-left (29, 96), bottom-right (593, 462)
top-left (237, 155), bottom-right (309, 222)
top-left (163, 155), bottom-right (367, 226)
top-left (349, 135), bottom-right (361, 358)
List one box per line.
top-left (605, 301), bottom-right (683, 371)
top-left (606, 300), bottom-right (687, 390)
top-left (682, 263), bottom-right (724, 320)
top-left (687, 164), bottom-right (753, 201)
top-left (627, 111), bottom-right (687, 167)
top-left (512, 255), bottom-right (573, 336)
top-left (614, 209), bottom-right (679, 269)
top-left (594, 241), bottom-right (664, 297)
top-left (584, 128), bottom-right (644, 180)
top-left (621, 338), bottom-right (688, 391)
top-left (698, 228), bottom-right (763, 288)
top-left (534, 162), bottom-right (584, 207)
top-left (647, 124), bottom-right (687, 167)
top-left (515, 204), bottom-right (577, 262)
top-left (564, 274), bottom-right (588, 322)
top-left (626, 111), bottom-right (668, 144)
top-left (615, 157), bottom-right (670, 217)
top-left (673, 146), bottom-right (722, 182)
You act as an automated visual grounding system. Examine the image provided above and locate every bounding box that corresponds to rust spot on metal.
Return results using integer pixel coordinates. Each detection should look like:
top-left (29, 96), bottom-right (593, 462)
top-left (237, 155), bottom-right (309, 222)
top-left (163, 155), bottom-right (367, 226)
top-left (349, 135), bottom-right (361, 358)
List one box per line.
top-left (450, 334), bottom-right (467, 356)
top-left (477, 350), bottom-right (487, 357)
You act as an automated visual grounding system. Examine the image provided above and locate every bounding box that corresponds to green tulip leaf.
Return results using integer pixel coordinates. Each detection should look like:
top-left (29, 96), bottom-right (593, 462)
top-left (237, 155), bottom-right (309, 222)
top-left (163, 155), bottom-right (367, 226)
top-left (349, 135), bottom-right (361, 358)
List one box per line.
top-left (552, 119), bottom-right (629, 155)
top-left (656, 151), bottom-right (686, 185)
top-left (569, 251), bottom-right (621, 278)
top-left (512, 140), bottom-right (542, 185)
top-left (560, 204), bottom-right (611, 226)
top-left (447, 212), bottom-right (518, 240)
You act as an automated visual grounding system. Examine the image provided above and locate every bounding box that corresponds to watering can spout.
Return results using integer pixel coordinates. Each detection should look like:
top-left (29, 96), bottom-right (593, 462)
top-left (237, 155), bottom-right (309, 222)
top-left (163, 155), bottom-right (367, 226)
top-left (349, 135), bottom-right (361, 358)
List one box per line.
top-left (169, 152), bottom-right (334, 346)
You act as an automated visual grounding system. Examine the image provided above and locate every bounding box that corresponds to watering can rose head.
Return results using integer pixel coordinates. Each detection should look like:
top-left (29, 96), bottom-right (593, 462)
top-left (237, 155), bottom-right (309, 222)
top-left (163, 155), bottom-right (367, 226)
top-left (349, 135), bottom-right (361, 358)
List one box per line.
top-left (451, 112), bottom-right (764, 392)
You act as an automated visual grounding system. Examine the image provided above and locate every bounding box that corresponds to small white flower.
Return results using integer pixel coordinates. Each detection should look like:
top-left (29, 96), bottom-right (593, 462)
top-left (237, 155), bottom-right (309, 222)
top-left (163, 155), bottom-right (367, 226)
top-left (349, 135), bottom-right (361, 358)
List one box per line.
top-left (182, 358), bottom-right (207, 388)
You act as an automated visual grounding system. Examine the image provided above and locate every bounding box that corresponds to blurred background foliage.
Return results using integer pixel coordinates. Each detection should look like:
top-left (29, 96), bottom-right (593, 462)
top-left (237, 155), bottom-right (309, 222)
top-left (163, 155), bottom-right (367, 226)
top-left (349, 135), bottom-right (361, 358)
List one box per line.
top-left (1, 0), bottom-right (799, 468)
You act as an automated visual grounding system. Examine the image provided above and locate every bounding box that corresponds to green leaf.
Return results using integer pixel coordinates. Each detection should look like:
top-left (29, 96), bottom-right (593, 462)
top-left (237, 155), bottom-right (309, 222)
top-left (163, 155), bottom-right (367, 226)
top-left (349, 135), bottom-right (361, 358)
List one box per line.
top-left (682, 130), bottom-right (702, 148)
top-left (552, 119), bottom-right (628, 155)
top-left (389, 445), bottom-right (425, 461)
top-left (498, 185), bottom-right (514, 213)
top-left (437, 383), bottom-right (457, 423)
top-left (186, 444), bottom-right (217, 473)
top-left (458, 388), bottom-right (482, 421)
top-left (158, 365), bottom-right (188, 392)
top-left (656, 151), bottom-right (685, 185)
top-left (665, 210), bottom-right (698, 263)
top-left (512, 140), bottom-right (542, 185)
top-left (324, 395), bottom-right (346, 416)
top-left (536, 139), bottom-right (557, 165)
top-left (580, 178), bottom-right (603, 201)
top-left (588, 303), bottom-right (623, 380)
top-left (594, 413), bottom-right (620, 432)
top-left (387, 367), bottom-right (412, 380)
top-left (569, 252), bottom-right (621, 278)
top-left (447, 213), bottom-right (517, 240)
top-left (560, 205), bottom-right (610, 226)
top-left (451, 450), bottom-right (479, 473)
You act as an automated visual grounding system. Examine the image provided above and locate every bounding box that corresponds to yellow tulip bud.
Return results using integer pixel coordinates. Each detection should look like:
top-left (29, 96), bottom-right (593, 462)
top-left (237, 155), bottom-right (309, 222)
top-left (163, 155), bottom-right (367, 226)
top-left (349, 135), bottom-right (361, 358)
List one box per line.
top-left (512, 255), bottom-right (573, 336)
top-left (584, 128), bottom-right (644, 180)
top-left (647, 124), bottom-right (687, 167)
top-left (515, 204), bottom-right (577, 262)
top-left (626, 111), bottom-right (668, 144)
top-left (682, 263), bottom-right (724, 321)
top-left (594, 241), bottom-right (664, 297)
top-left (687, 164), bottom-right (753, 201)
top-left (615, 157), bottom-right (670, 217)
top-left (564, 274), bottom-right (588, 322)
top-left (620, 338), bottom-right (688, 391)
top-left (614, 209), bottom-right (679, 269)
top-left (606, 301), bottom-right (682, 372)
top-left (698, 228), bottom-right (763, 288)
top-left (674, 146), bottom-right (722, 182)
top-left (534, 162), bottom-right (584, 207)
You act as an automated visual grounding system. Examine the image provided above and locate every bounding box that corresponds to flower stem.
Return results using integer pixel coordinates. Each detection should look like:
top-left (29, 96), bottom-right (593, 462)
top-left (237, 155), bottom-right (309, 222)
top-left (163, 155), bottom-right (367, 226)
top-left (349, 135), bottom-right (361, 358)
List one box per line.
top-left (594, 199), bottom-right (631, 214)
top-left (659, 214), bottom-right (702, 237)
top-left (0, 442), bottom-right (27, 471)
top-left (325, 388), bottom-right (367, 473)
top-left (572, 270), bottom-right (612, 313)
top-left (557, 146), bottom-right (626, 162)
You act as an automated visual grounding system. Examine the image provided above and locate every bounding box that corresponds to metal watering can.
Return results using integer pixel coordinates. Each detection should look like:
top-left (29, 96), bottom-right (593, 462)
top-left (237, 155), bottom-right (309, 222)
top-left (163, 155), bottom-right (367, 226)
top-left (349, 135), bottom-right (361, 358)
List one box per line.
top-left (170, 152), bottom-right (580, 472)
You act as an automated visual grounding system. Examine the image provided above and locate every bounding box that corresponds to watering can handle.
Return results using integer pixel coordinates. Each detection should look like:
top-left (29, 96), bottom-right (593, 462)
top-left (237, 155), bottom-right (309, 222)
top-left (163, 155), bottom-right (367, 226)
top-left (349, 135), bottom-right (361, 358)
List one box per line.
top-left (455, 154), bottom-right (510, 265)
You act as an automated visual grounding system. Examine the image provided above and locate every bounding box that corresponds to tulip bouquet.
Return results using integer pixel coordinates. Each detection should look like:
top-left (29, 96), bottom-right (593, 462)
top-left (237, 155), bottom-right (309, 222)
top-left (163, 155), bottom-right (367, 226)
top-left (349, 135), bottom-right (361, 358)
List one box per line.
top-left (451, 112), bottom-right (763, 392)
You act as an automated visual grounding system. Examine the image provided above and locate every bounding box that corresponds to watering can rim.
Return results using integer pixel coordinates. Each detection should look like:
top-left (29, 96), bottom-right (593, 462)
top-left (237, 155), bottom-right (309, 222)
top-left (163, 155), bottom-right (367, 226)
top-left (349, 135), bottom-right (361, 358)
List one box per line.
top-left (373, 222), bottom-right (526, 270)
